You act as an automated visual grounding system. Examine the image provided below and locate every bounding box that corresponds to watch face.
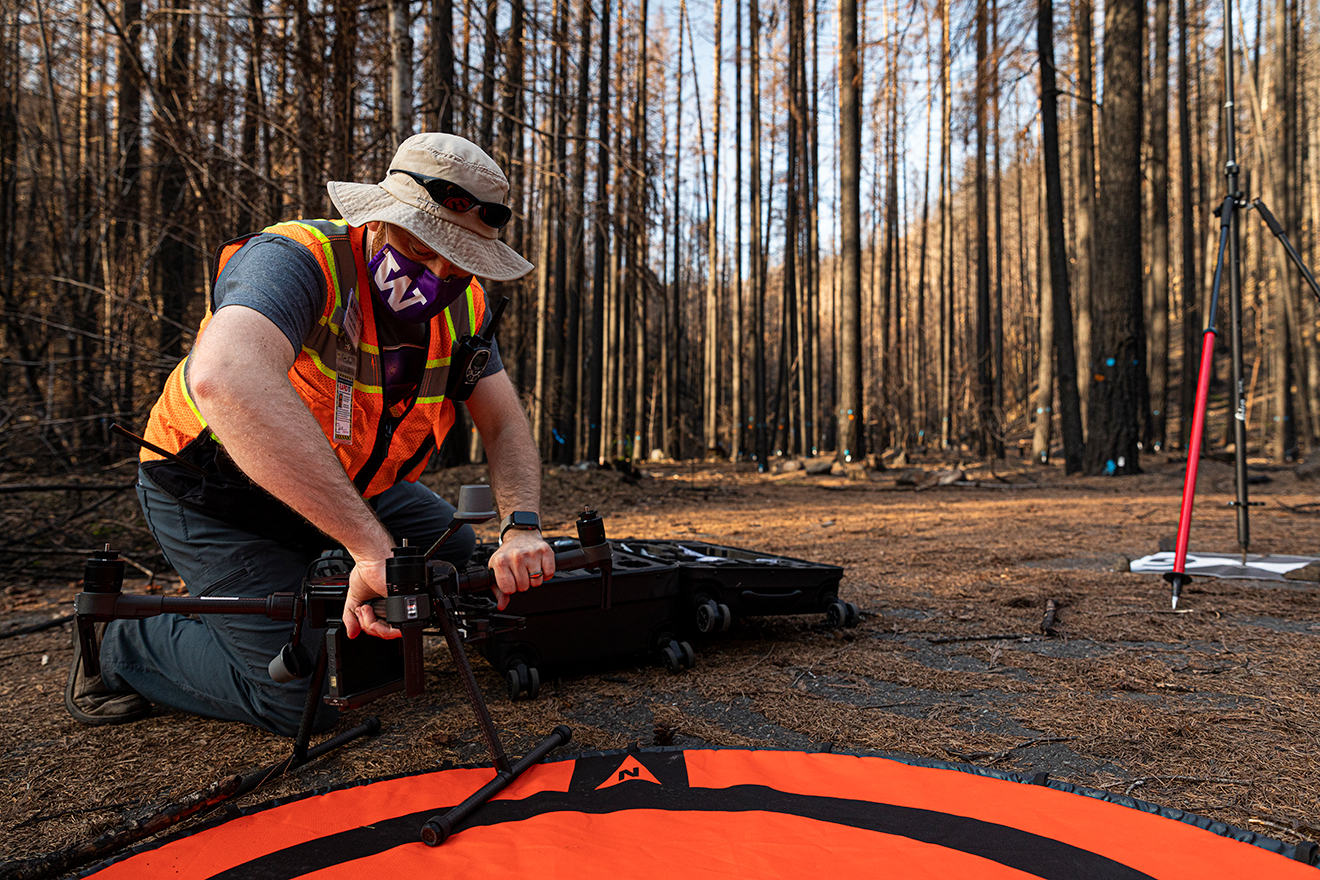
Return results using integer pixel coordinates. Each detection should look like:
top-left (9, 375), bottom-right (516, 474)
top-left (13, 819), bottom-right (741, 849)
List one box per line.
top-left (503, 512), bottom-right (540, 533)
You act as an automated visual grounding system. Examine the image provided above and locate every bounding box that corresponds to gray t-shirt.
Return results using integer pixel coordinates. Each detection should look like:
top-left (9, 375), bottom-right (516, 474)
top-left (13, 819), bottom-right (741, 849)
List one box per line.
top-left (211, 233), bottom-right (504, 384)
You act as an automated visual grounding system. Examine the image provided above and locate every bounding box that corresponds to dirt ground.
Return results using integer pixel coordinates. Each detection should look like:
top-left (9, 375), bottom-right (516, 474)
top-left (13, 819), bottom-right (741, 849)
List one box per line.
top-left (3, 451), bottom-right (1320, 875)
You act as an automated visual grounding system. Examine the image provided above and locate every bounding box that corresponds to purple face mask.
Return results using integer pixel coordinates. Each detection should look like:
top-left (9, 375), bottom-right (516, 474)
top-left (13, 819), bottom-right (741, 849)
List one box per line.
top-left (368, 243), bottom-right (471, 323)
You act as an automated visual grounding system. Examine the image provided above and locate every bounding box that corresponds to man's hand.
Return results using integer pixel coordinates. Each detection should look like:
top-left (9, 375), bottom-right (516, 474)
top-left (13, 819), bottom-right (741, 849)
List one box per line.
top-left (489, 530), bottom-right (555, 610)
top-left (341, 557), bottom-right (400, 639)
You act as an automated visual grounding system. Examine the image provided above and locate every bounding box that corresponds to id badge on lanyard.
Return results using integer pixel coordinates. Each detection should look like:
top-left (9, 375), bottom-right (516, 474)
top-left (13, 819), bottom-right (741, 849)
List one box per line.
top-left (333, 288), bottom-right (362, 444)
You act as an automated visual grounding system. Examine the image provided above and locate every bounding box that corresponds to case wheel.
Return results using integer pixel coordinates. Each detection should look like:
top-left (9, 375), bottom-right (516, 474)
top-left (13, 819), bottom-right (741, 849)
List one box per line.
top-left (696, 599), bottom-right (732, 634)
top-left (660, 638), bottom-right (694, 673)
top-left (506, 661), bottom-right (541, 700)
top-left (826, 599), bottom-right (848, 628)
top-left (695, 600), bottom-right (717, 634)
top-left (826, 600), bottom-right (860, 628)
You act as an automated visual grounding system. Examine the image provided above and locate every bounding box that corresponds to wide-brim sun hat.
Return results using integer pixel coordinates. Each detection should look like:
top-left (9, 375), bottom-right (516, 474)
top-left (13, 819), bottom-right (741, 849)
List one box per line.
top-left (327, 133), bottom-right (534, 282)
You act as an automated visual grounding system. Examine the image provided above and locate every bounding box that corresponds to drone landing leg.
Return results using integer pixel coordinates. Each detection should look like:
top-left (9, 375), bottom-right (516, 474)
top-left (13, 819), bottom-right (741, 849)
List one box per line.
top-left (418, 597), bottom-right (573, 847)
top-left (233, 644), bottom-right (382, 800)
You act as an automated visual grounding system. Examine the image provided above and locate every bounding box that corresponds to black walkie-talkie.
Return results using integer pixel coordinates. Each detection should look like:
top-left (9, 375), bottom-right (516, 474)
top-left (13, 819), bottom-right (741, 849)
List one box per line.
top-left (445, 295), bottom-right (509, 402)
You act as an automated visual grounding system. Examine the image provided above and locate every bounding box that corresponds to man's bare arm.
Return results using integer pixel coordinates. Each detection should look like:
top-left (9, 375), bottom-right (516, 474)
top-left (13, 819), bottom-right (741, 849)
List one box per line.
top-left (186, 305), bottom-right (397, 639)
top-left (465, 369), bottom-right (554, 609)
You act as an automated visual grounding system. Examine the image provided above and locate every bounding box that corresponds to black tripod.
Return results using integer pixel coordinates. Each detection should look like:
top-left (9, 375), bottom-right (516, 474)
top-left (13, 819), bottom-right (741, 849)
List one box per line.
top-left (1166, 0), bottom-right (1320, 608)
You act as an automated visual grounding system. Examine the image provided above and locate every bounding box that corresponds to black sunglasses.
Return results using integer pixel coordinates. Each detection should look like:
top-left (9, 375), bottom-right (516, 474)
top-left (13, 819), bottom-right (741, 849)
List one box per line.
top-left (389, 169), bottom-right (513, 229)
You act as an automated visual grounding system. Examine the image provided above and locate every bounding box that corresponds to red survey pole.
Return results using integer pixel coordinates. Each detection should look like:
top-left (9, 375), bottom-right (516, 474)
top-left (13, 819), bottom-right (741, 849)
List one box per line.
top-left (1166, 195), bottom-right (1233, 609)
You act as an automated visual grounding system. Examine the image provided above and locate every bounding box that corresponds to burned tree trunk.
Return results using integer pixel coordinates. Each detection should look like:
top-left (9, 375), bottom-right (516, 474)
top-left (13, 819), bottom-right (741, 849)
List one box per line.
top-left (1038, 0), bottom-right (1084, 472)
top-left (837, 0), bottom-right (864, 463)
top-left (1084, 0), bottom-right (1145, 476)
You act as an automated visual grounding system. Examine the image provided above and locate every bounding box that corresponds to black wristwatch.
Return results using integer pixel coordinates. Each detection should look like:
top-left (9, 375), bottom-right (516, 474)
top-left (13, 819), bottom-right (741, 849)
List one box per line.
top-left (499, 511), bottom-right (541, 542)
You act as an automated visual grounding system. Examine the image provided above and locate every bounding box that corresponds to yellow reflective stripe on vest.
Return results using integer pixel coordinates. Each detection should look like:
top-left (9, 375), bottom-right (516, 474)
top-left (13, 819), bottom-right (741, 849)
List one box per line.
top-left (416, 365), bottom-right (451, 403)
top-left (176, 356), bottom-right (208, 429)
top-left (299, 343), bottom-right (384, 394)
top-left (415, 285), bottom-right (479, 403)
top-left (303, 260), bottom-right (478, 404)
top-left (285, 218), bottom-right (344, 381)
top-left (175, 355), bottom-right (224, 442)
top-left (300, 328), bottom-right (383, 390)
top-left (271, 220), bottom-right (350, 327)
top-left (279, 221), bottom-right (387, 390)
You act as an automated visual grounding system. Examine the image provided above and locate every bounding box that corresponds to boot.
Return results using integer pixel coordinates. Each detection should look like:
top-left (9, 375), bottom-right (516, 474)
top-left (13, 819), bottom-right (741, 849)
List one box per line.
top-left (65, 622), bottom-right (152, 725)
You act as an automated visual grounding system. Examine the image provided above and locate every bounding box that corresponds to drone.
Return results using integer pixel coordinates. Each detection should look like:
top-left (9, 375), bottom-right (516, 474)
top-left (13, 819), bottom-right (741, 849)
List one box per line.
top-left (73, 485), bottom-right (612, 846)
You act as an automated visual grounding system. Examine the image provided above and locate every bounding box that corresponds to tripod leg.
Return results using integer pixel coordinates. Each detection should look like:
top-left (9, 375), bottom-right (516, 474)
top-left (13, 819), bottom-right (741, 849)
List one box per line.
top-left (1254, 199), bottom-right (1320, 303)
top-left (1227, 192), bottom-right (1251, 558)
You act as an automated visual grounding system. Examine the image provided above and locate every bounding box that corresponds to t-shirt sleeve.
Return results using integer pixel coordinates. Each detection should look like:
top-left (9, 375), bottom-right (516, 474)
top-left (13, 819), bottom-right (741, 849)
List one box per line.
top-left (211, 234), bottom-right (325, 351)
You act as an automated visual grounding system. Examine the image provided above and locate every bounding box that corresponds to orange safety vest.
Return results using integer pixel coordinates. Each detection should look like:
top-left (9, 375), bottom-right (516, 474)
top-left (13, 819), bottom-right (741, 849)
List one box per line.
top-left (141, 219), bottom-right (487, 500)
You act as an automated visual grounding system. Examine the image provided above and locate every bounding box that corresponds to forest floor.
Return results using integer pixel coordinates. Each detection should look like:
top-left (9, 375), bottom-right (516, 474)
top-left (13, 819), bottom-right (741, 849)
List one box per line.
top-left (3, 448), bottom-right (1320, 874)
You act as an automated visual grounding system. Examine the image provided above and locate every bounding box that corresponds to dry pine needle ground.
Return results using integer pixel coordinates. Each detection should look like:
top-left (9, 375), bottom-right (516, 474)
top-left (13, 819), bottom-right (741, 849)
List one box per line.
top-left (3, 454), bottom-right (1320, 869)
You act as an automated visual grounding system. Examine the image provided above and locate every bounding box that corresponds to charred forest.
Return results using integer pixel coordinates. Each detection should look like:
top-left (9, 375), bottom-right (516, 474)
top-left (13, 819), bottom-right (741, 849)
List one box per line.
top-left (2, 0), bottom-right (1319, 480)
top-left (8, 1), bottom-right (1320, 866)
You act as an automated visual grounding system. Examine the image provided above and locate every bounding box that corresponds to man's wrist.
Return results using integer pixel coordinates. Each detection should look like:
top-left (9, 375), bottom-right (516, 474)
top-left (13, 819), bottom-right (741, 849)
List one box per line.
top-left (499, 510), bottom-right (541, 542)
top-left (344, 524), bottom-right (395, 562)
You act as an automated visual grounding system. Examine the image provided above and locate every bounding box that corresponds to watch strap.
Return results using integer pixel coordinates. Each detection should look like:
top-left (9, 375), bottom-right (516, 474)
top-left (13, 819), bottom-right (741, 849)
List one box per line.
top-left (499, 511), bottom-right (541, 541)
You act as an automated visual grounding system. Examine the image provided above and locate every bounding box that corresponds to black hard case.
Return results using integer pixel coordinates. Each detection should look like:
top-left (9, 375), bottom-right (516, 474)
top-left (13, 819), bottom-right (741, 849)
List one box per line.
top-left (472, 539), bottom-right (684, 676)
top-left (614, 539), bottom-right (845, 623)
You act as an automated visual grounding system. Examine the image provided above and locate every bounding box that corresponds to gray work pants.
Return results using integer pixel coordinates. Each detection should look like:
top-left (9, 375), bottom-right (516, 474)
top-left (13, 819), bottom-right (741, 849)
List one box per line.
top-left (100, 467), bottom-right (476, 736)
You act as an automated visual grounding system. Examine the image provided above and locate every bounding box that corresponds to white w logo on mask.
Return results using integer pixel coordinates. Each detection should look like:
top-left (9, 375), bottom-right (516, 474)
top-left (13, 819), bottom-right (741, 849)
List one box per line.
top-left (374, 248), bottom-right (428, 312)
